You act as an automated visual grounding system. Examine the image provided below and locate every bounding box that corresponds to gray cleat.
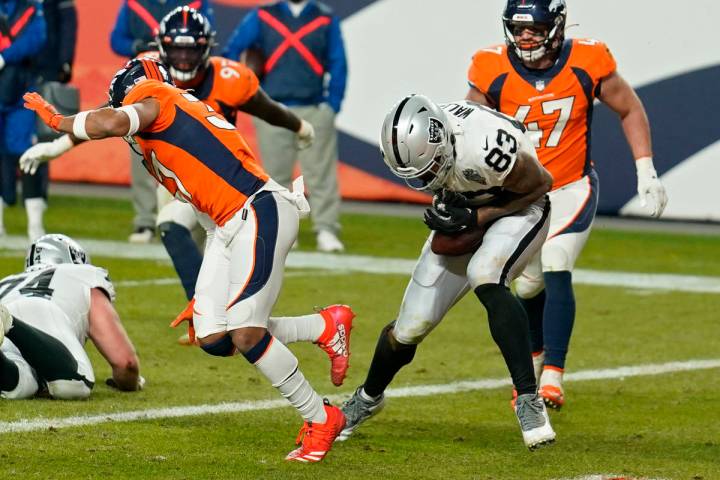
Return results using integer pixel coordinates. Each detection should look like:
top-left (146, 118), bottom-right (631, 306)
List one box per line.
top-left (515, 393), bottom-right (556, 450)
top-left (336, 386), bottom-right (385, 441)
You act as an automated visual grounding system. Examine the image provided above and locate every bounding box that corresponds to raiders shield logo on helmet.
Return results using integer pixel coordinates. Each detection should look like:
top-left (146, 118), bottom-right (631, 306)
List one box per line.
top-left (428, 117), bottom-right (444, 144)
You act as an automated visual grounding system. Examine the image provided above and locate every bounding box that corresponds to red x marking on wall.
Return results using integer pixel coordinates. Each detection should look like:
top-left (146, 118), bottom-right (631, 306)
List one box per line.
top-left (258, 9), bottom-right (330, 76)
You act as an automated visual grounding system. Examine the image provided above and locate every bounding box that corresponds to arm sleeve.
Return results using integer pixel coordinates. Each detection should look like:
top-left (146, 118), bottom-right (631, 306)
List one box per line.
top-left (57, 0), bottom-right (78, 67)
top-left (221, 10), bottom-right (260, 61)
top-left (1, 2), bottom-right (47, 64)
top-left (324, 15), bottom-right (347, 113)
top-left (110, 2), bottom-right (135, 57)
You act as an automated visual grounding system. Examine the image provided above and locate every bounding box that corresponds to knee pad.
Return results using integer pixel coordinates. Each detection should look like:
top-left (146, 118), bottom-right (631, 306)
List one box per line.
top-left (393, 313), bottom-right (435, 345)
top-left (542, 238), bottom-right (574, 272)
top-left (48, 379), bottom-right (93, 400)
top-left (515, 274), bottom-right (545, 299)
top-left (200, 335), bottom-right (236, 357)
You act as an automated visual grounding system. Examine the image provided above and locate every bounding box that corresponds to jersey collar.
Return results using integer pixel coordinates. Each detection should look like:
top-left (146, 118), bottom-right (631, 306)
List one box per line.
top-left (507, 39), bottom-right (573, 91)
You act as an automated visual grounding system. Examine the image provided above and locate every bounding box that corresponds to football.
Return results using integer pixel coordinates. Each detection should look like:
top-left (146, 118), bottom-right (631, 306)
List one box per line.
top-left (430, 225), bottom-right (487, 256)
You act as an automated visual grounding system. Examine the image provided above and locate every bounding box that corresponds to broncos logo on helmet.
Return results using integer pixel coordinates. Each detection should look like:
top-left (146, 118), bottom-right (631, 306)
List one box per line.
top-left (108, 56), bottom-right (174, 108)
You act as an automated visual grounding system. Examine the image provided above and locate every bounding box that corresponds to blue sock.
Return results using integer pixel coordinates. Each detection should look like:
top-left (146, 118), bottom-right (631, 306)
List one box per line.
top-left (542, 271), bottom-right (575, 369)
top-left (517, 290), bottom-right (546, 354)
top-left (159, 222), bottom-right (202, 300)
top-left (1, 155), bottom-right (18, 205)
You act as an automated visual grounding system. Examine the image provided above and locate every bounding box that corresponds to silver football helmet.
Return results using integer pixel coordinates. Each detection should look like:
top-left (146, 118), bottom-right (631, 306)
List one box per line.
top-left (379, 94), bottom-right (455, 192)
top-left (25, 234), bottom-right (90, 269)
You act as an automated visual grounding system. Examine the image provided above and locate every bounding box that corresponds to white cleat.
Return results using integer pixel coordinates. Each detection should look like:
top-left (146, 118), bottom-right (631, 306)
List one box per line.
top-left (515, 393), bottom-right (556, 451)
top-left (316, 230), bottom-right (344, 253)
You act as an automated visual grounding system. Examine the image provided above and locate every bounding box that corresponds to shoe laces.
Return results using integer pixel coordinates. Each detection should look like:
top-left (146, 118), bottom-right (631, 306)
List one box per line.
top-left (515, 395), bottom-right (545, 431)
top-left (295, 421), bottom-right (311, 445)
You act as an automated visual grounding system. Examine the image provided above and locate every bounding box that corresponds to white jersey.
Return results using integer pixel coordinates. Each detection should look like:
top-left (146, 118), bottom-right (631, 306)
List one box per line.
top-left (0, 264), bottom-right (115, 344)
top-left (440, 100), bottom-right (537, 206)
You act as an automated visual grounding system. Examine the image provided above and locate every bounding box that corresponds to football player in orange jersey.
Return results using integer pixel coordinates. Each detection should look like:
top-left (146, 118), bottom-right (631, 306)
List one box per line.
top-left (22, 57), bottom-right (351, 463)
top-left (151, 7), bottom-right (315, 329)
top-left (466, 0), bottom-right (668, 409)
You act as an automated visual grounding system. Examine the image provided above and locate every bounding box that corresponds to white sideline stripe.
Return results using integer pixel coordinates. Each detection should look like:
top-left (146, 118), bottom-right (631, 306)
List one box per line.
top-left (2, 235), bottom-right (719, 293)
top-left (114, 271), bottom-right (349, 287)
top-left (1, 359), bottom-right (718, 434)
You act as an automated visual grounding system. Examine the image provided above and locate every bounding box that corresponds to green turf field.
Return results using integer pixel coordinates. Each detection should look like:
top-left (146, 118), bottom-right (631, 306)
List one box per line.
top-left (0, 196), bottom-right (718, 480)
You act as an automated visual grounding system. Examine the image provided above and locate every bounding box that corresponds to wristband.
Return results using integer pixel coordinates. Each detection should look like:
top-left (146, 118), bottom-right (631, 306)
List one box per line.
top-left (117, 105), bottom-right (140, 136)
top-left (72, 111), bottom-right (91, 140)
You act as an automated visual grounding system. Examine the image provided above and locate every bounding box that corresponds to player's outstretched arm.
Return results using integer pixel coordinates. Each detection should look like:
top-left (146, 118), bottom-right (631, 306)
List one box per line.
top-left (24, 92), bottom-right (160, 141)
top-left (599, 71), bottom-right (667, 217)
top-left (238, 88), bottom-right (315, 149)
top-left (87, 288), bottom-right (143, 392)
top-left (475, 149), bottom-right (553, 226)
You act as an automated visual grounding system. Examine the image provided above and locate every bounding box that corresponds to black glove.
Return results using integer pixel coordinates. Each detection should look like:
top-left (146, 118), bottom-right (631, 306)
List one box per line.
top-left (423, 204), bottom-right (477, 235)
top-left (432, 189), bottom-right (470, 209)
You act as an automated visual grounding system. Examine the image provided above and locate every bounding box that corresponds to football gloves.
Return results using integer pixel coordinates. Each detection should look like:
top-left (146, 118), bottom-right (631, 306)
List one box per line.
top-left (23, 92), bottom-right (63, 130)
top-left (296, 119), bottom-right (315, 150)
top-left (424, 203), bottom-right (477, 235)
top-left (635, 157), bottom-right (668, 218)
top-left (20, 135), bottom-right (74, 174)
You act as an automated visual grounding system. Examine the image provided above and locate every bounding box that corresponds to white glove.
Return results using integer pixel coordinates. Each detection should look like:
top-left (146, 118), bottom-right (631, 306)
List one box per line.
top-left (0, 55), bottom-right (5, 71)
top-left (635, 156), bottom-right (668, 218)
top-left (296, 119), bottom-right (315, 150)
top-left (19, 134), bottom-right (74, 175)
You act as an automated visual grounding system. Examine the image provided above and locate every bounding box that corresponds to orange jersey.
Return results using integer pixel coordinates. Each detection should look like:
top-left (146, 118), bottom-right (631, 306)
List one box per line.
top-left (123, 79), bottom-right (269, 226)
top-left (468, 39), bottom-right (616, 188)
top-left (134, 54), bottom-right (260, 124)
top-left (184, 56), bottom-right (259, 124)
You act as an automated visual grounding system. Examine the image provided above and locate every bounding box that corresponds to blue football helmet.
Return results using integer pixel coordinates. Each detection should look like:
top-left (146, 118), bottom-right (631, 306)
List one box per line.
top-left (108, 56), bottom-right (174, 108)
top-left (502, 0), bottom-right (567, 62)
top-left (157, 7), bottom-right (216, 83)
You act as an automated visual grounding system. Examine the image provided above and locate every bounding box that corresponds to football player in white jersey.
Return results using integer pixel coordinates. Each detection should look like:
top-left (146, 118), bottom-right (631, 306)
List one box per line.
top-left (0, 234), bottom-right (143, 400)
top-left (339, 94), bottom-right (556, 450)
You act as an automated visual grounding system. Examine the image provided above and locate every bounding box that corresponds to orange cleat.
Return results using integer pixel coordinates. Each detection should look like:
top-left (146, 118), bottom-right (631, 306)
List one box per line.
top-left (170, 299), bottom-right (196, 345)
top-left (316, 305), bottom-right (354, 386)
top-left (286, 401), bottom-right (346, 463)
top-left (539, 366), bottom-right (565, 409)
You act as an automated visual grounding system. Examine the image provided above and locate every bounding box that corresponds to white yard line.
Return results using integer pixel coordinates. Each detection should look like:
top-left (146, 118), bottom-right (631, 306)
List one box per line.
top-left (2, 235), bottom-right (719, 293)
top-left (1, 359), bottom-right (718, 434)
top-left (114, 270), bottom-right (349, 288)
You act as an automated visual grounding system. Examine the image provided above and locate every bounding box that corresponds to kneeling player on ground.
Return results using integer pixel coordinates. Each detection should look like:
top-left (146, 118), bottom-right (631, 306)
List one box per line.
top-left (22, 57), bottom-right (349, 462)
top-left (0, 234), bottom-right (142, 399)
top-left (340, 94), bottom-right (556, 450)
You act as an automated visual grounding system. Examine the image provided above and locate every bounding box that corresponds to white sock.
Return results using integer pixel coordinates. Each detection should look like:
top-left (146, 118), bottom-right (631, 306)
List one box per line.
top-left (360, 387), bottom-right (381, 402)
top-left (267, 314), bottom-right (325, 344)
top-left (253, 336), bottom-right (327, 423)
top-left (25, 198), bottom-right (46, 238)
